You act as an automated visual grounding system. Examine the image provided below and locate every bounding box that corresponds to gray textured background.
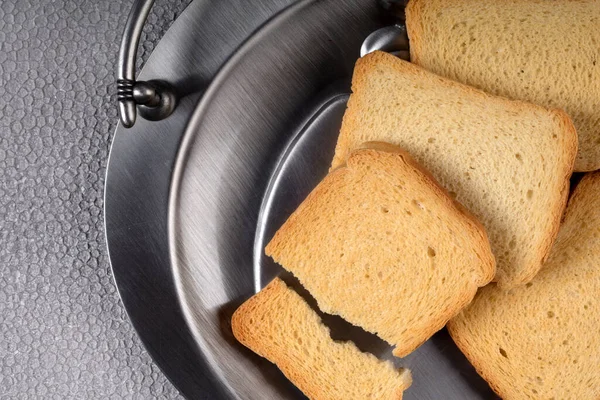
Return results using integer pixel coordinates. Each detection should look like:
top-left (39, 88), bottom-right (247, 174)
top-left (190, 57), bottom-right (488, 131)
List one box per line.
top-left (0, 0), bottom-right (193, 397)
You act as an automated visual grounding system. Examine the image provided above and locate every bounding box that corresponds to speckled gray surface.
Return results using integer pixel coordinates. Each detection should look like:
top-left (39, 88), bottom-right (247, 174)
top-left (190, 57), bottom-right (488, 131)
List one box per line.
top-left (0, 0), bottom-right (192, 397)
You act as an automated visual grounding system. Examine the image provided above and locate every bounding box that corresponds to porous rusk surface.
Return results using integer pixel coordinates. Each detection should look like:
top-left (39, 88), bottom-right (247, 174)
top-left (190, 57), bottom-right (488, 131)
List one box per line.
top-left (267, 143), bottom-right (495, 357)
top-left (332, 51), bottom-right (577, 287)
top-left (406, 0), bottom-right (599, 171)
top-left (232, 278), bottom-right (412, 400)
top-left (449, 172), bottom-right (600, 400)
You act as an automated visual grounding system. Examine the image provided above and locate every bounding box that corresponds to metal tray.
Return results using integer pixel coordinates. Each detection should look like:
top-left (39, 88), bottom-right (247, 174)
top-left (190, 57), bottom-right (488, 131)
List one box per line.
top-left (106, 0), bottom-right (498, 398)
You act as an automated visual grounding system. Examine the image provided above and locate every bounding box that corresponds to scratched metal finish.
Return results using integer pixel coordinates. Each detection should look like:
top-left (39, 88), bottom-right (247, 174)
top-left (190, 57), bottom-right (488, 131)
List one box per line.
top-left (0, 0), bottom-right (309, 398)
top-left (168, 0), bottom-right (498, 398)
top-left (105, 0), bottom-right (300, 398)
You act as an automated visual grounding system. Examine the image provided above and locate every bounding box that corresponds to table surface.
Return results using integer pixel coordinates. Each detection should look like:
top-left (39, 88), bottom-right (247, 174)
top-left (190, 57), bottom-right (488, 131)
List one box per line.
top-left (0, 0), bottom-right (192, 398)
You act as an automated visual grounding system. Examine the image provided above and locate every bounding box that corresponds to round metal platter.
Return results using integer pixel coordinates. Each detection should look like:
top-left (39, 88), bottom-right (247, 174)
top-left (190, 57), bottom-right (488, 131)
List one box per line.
top-left (106, 0), bottom-right (499, 398)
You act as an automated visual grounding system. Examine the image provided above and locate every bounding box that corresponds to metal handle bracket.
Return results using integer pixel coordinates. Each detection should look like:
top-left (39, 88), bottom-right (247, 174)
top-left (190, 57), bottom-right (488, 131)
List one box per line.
top-left (117, 0), bottom-right (177, 128)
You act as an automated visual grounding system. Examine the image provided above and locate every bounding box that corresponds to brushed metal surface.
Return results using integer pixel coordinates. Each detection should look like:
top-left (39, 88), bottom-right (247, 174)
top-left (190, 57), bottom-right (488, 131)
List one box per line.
top-left (168, 0), bottom-right (498, 398)
top-left (105, 0), bottom-right (298, 398)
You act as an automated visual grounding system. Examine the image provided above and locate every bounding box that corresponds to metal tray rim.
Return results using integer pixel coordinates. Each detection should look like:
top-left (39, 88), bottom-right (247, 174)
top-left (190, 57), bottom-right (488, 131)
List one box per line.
top-left (168, 0), bottom-right (319, 397)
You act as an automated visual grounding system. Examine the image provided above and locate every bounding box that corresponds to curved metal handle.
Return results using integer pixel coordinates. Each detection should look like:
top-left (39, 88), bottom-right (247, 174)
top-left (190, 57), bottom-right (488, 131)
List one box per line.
top-left (118, 0), bottom-right (177, 128)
